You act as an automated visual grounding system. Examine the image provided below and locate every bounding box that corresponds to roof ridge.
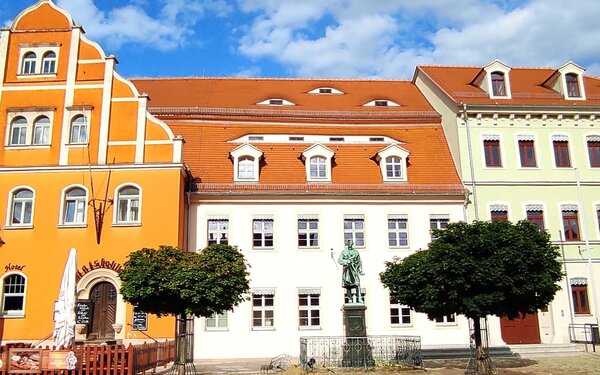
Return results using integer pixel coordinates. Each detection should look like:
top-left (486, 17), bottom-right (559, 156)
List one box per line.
top-left (131, 76), bottom-right (413, 83)
top-left (419, 64), bottom-right (558, 71)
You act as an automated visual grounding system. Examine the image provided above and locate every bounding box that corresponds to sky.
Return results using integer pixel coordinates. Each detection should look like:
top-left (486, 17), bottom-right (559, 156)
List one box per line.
top-left (2, 0), bottom-right (600, 79)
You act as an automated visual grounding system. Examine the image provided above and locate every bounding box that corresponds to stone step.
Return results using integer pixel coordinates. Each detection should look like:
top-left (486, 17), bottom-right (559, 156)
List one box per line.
top-left (422, 344), bottom-right (583, 359)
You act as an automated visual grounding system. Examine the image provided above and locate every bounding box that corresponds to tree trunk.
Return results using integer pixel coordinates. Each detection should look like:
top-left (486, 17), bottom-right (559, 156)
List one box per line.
top-left (171, 314), bottom-right (197, 375)
top-left (465, 317), bottom-right (496, 375)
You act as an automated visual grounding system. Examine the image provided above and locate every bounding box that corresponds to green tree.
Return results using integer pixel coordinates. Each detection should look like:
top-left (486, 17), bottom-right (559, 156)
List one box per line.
top-left (120, 244), bottom-right (250, 374)
top-left (380, 220), bottom-right (563, 374)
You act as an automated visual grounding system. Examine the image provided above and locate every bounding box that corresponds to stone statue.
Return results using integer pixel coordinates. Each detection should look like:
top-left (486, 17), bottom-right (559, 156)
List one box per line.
top-left (338, 239), bottom-right (363, 303)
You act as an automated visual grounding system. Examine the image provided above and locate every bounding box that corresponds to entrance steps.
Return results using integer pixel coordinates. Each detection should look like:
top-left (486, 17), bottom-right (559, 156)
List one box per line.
top-left (422, 343), bottom-right (583, 359)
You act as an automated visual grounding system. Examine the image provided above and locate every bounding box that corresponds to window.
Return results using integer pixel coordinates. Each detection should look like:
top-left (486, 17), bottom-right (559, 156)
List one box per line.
top-left (566, 73), bottom-right (581, 98)
top-left (390, 297), bottom-right (411, 326)
top-left (344, 215), bottom-right (365, 247)
top-left (1, 274), bottom-right (26, 316)
top-left (21, 52), bottom-right (36, 75)
top-left (299, 293), bottom-right (320, 328)
top-left (553, 140), bottom-right (571, 167)
top-left (63, 187), bottom-right (87, 224)
top-left (238, 156), bottom-right (255, 179)
top-left (252, 293), bottom-right (274, 328)
top-left (386, 156), bottom-right (402, 178)
top-left (562, 210), bottom-right (580, 241)
top-left (10, 188), bottom-right (34, 226)
top-left (571, 284), bottom-right (589, 315)
top-left (435, 314), bottom-right (456, 324)
top-left (588, 139), bottom-right (600, 168)
top-left (206, 312), bottom-right (228, 330)
top-left (430, 216), bottom-right (449, 240)
top-left (518, 140), bottom-right (536, 167)
top-left (483, 140), bottom-right (501, 167)
top-left (207, 218), bottom-right (228, 245)
top-left (374, 100), bottom-right (389, 107)
top-left (310, 156), bottom-right (327, 179)
top-left (388, 216), bottom-right (408, 247)
top-left (253, 218), bottom-right (274, 248)
top-left (491, 72), bottom-right (507, 96)
top-left (526, 210), bottom-right (545, 231)
top-left (10, 117), bottom-right (28, 145)
top-left (69, 115), bottom-right (88, 144)
top-left (33, 116), bottom-right (51, 145)
top-left (319, 88), bottom-right (332, 94)
top-left (298, 217), bottom-right (318, 248)
top-left (231, 144), bottom-right (263, 182)
top-left (491, 210), bottom-right (508, 222)
top-left (116, 186), bottom-right (140, 224)
top-left (42, 51), bottom-right (57, 74)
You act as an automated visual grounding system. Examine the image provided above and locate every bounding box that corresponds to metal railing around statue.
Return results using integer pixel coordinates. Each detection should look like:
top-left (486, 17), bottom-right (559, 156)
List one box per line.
top-left (299, 336), bottom-right (422, 370)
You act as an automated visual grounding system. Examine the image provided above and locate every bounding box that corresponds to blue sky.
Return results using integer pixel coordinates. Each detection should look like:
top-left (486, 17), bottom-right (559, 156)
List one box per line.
top-left (3, 0), bottom-right (600, 79)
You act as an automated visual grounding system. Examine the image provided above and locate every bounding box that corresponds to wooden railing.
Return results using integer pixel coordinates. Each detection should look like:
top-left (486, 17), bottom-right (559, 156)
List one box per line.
top-left (0, 340), bottom-right (175, 375)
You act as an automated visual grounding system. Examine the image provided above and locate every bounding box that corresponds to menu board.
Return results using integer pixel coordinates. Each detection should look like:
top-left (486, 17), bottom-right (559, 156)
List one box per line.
top-left (132, 310), bottom-right (148, 331)
top-left (75, 300), bottom-right (92, 325)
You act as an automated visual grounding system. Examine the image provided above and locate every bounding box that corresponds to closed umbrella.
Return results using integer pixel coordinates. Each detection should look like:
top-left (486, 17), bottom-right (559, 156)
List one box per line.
top-left (53, 248), bottom-right (77, 348)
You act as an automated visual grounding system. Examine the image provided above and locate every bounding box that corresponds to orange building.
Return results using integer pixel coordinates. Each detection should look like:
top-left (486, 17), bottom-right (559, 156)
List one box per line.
top-left (0, 1), bottom-right (186, 344)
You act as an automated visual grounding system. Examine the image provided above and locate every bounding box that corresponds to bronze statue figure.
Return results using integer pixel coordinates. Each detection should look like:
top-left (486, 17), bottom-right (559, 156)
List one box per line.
top-left (338, 239), bottom-right (363, 303)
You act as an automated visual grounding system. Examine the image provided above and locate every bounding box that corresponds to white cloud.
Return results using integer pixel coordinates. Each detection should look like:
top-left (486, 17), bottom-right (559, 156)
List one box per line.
top-left (236, 0), bottom-right (600, 78)
top-left (56, 0), bottom-right (231, 51)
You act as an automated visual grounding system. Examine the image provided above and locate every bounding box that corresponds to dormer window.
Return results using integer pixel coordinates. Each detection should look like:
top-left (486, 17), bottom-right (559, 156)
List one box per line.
top-left (302, 144), bottom-right (334, 182)
top-left (566, 73), bottom-right (581, 98)
top-left (256, 98), bottom-right (295, 106)
top-left (363, 99), bottom-right (400, 107)
top-left (230, 143), bottom-right (263, 182)
top-left (308, 87), bottom-right (343, 95)
top-left (377, 144), bottom-right (409, 183)
top-left (491, 72), bottom-right (507, 97)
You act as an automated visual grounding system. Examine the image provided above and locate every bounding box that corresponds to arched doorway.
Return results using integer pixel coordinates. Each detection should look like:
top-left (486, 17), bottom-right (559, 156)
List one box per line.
top-left (88, 281), bottom-right (117, 340)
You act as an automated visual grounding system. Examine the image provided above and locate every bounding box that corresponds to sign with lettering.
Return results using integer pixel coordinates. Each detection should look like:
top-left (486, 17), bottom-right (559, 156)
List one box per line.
top-left (132, 309), bottom-right (148, 331)
top-left (44, 351), bottom-right (78, 371)
top-left (75, 300), bottom-right (92, 325)
top-left (76, 259), bottom-right (123, 281)
top-left (4, 263), bottom-right (25, 273)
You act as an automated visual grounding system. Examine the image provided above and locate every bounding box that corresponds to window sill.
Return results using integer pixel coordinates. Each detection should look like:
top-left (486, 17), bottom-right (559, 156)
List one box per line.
top-left (17, 73), bottom-right (57, 79)
top-left (298, 247), bottom-right (321, 251)
top-left (389, 246), bottom-right (410, 250)
top-left (252, 327), bottom-right (275, 331)
top-left (3, 225), bottom-right (33, 230)
top-left (205, 328), bottom-right (229, 332)
top-left (252, 247), bottom-right (275, 251)
top-left (1, 314), bottom-right (25, 319)
top-left (112, 222), bottom-right (141, 227)
top-left (574, 313), bottom-right (593, 317)
top-left (57, 223), bottom-right (87, 229)
top-left (391, 324), bottom-right (413, 328)
top-left (517, 166), bottom-right (539, 170)
top-left (299, 326), bottom-right (321, 331)
top-left (4, 144), bottom-right (51, 149)
top-left (66, 143), bottom-right (89, 148)
top-left (435, 323), bottom-right (458, 327)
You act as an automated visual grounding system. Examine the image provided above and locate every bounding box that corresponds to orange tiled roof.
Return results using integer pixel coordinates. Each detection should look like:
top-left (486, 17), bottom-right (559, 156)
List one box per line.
top-left (417, 65), bottom-right (600, 106)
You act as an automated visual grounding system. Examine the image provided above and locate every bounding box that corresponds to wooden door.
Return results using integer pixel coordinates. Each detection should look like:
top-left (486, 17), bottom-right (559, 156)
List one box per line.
top-left (89, 282), bottom-right (117, 340)
top-left (500, 313), bottom-right (541, 344)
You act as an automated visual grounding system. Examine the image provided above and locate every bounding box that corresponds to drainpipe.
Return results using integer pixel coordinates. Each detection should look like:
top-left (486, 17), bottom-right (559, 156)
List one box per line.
top-left (461, 103), bottom-right (479, 221)
top-left (574, 167), bottom-right (599, 324)
top-left (559, 230), bottom-right (575, 326)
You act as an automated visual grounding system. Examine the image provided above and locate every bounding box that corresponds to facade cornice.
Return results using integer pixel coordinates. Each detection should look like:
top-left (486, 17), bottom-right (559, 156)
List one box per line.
top-left (463, 180), bottom-right (600, 186)
top-left (0, 163), bottom-right (185, 174)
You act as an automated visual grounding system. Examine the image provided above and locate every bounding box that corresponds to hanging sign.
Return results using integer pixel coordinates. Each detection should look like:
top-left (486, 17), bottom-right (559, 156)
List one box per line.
top-left (132, 309), bottom-right (148, 331)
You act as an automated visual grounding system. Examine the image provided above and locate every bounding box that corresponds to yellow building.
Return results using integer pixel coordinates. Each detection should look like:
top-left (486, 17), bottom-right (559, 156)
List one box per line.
top-left (0, 0), bottom-right (185, 344)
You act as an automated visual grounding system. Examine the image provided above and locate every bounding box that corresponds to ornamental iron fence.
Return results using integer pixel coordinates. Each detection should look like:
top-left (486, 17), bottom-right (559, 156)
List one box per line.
top-left (299, 335), bottom-right (422, 370)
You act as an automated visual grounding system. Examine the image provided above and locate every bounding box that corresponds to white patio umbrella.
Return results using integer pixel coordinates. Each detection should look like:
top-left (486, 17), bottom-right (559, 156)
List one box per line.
top-left (53, 248), bottom-right (78, 348)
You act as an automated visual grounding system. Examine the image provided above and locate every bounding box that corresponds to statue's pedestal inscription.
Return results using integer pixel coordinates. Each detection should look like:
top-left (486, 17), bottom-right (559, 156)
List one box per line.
top-left (343, 304), bottom-right (367, 337)
top-left (342, 304), bottom-right (373, 367)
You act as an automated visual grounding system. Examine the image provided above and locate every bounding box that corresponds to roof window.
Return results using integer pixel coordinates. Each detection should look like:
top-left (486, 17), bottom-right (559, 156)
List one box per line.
top-left (308, 87), bottom-right (343, 95)
top-left (363, 99), bottom-right (400, 107)
top-left (256, 98), bottom-right (295, 106)
top-left (329, 137), bottom-right (345, 142)
top-left (289, 136), bottom-right (304, 141)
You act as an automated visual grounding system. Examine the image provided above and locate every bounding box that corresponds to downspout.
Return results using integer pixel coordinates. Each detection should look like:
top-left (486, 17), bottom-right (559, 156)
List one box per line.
top-left (559, 230), bottom-right (575, 326)
top-left (461, 103), bottom-right (479, 221)
top-left (184, 166), bottom-right (193, 252)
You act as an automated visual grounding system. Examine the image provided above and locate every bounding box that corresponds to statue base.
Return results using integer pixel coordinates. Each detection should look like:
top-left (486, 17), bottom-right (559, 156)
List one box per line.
top-left (343, 304), bottom-right (367, 337)
top-left (342, 304), bottom-right (374, 367)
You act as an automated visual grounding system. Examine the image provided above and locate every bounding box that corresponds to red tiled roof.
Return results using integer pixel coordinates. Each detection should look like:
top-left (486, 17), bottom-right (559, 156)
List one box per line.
top-left (417, 65), bottom-right (600, 106)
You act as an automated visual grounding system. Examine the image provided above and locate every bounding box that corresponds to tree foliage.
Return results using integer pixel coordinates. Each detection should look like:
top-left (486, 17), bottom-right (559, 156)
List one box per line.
top-left (120, 244), bottom-right (250, 317)
top-left (380, 220), bottom-right (563, 320)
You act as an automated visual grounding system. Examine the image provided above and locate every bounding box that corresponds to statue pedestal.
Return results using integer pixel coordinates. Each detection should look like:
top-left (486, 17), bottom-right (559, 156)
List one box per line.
top-left (342, 304), bottom-right (373, 367)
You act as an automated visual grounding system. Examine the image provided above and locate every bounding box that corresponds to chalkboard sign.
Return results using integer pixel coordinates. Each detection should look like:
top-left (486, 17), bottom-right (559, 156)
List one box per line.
top-left (75, 300), bottom-right (92, 324)
top-left (132, 310), bottom-right (148, 331)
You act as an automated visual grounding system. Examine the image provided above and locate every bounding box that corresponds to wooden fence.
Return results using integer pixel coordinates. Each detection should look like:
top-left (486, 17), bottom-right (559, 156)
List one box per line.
top-left (0, 340), bottom-right (175, 375)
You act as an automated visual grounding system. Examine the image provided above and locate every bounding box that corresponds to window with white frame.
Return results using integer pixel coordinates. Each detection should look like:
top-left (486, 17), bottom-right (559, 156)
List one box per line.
top-left (344, 215), bottom-right (365, 247)
top-left (299, 291), bottom-right (320, 328)
top-left (69, 115), bottom-right (88, 144)
top-left (377, 144), bottom-right (409, 182)
top-left (33, 116), bottom-right (51, 145)
top-left (230, 144), bottom-right (263, 182)
top-left (18, 46), bottom-right (60, 76)
top-left (386, 156), bottom-right (402, 178)
top-left (435, 314), bottom-right (456, 324)
top-left (302, 144), bottom-right (334, 182)
top-left (253, 217), bottom-right (274, 248)
top-left (21, 52), bottom-right (37, 75)
top-left (41, 51), bottom-right (57, 74)
top-left (5, 111), bottom-right (54, 147)
top-left (62, 187), bottom-right (87, 225)
top-left (252, 292), bottom-right (275, 329)
top-left (390, 297), bottom-right (412, 326)
top-left (116, 186), bottom-right (140, 224)
top-left (388, 215), bottom-right (408, 247)
top-left (298, 216), bottom-right (319, 248)
top-left (207, 217), bottom-right (229, 245)
top-left (9, 117), bottom-right (28, 145)
top-left (238, 156), bottom-right (255, 179)
top-left (310, 156), bottom-right (327, 179)
top-left (206, 312), bottom-right (228, 330)
top-left (9, 188), bottom-right (34, 226)
top-left (1, 274), bottom-right (26, 316)
top-left (429, 215), bottom-right (449, 240)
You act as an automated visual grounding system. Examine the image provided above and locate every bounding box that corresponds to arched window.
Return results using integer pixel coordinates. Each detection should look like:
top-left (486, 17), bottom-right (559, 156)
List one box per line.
top-left (386, 156), bottom-right (402, 178)
top-left (63, 187), bottom-right (87, 224)
top-left (310, 156), bottom-right (327, 178)
top-left (10, 188), bottom-right (34, 226)
top-left (566, 73), bottom-right (581, 98)
top-left (42, 51), bottom-right (57, 74)
top-left (21, 52), bottom-right (36, 74)
top-left (1, 274), bottom-right (26, 316)
top-left (238, 156), bottom-right (255, 179)
top-left (33, 116), bottom-right (51, 145)
top-left (491, 72), bottom-right (506, 96)
top-left (69, 115), bottom-right (88, 144)
top-left (9, 117), bottom-right (28, 145)
top-left (116, 186), bottom-right (140, 224)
